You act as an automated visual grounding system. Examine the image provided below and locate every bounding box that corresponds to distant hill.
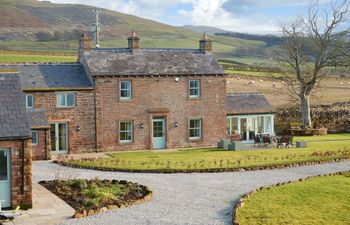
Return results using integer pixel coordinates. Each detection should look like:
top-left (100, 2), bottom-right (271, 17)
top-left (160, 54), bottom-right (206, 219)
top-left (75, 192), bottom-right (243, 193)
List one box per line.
top-left (215, 32), bottom-right (283, 47)
top-left (182, 25), bottom-right (228, 35)
top-left (0, 0), bottom-right (281, 66)
top-left (0, 0), bottom-right (198, 41)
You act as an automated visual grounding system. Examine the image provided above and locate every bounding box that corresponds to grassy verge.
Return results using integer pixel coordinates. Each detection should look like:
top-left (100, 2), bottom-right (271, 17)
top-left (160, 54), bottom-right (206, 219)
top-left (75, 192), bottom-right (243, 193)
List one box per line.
top-left (39, 179), bottom-right (152, 218)
top-left (58, 135), bottom-right (350, 173)
top-left (0, 52), bottom-right (77, 63)
top-left (235, 171), bottom-right (350, 225)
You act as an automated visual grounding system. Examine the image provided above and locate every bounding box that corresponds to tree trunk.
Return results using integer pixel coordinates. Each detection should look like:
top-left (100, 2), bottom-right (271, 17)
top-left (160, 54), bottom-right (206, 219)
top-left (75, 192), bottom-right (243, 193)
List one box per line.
top-left (300, 94), bottom-right (312, 128)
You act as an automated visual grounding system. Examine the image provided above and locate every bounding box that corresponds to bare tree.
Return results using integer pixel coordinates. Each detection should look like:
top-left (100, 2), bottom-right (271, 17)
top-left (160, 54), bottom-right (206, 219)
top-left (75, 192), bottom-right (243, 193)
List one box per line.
top-left (278, 0), bottom-right (350, 127)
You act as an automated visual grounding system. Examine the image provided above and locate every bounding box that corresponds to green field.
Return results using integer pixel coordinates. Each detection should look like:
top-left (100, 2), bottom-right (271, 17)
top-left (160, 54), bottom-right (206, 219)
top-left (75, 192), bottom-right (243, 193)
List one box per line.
top-left (0, 52), bottom-right (77, 63)
top-left (224, 69), bottom-right (282, 77)
top-left (236, 172), bottom-right (350, 225)
top-left (60, 134), bottom-right (350, 173)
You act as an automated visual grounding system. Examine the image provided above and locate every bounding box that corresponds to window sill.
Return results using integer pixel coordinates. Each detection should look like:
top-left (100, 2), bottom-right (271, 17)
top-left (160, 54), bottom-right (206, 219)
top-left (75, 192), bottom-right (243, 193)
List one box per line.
top-left (56, 106), bottom-right (76, 109)
top-left (188, 97), bottom-right (201, 100)
top-left (119, 141), bottom-right (133, 145)
top-left (119, 98), bottom-right (132, 102)
top-left (188, 138), bottom-right (203, 142)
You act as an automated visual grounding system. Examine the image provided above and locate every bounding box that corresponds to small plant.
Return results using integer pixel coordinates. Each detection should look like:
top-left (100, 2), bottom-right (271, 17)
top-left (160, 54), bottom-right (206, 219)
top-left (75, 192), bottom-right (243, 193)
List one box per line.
top-left (71, 179), bottom-right (87, 189)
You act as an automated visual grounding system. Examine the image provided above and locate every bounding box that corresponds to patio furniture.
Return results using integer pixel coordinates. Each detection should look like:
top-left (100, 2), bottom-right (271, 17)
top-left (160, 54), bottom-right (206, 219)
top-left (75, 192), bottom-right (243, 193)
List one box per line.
top-left (254, 135), bottom-right (263, 147)
top-left (262, 134), bottom-right (274, 147)
top-left (254, 134), bottom-right (274, 148)
top-left (277, 135), bottom-right (294, 148)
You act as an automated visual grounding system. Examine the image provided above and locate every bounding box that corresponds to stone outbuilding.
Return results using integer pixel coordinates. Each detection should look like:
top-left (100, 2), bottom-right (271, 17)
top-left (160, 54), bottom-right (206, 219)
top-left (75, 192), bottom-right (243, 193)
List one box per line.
top-left (0, 72), bottom-right (32, 209)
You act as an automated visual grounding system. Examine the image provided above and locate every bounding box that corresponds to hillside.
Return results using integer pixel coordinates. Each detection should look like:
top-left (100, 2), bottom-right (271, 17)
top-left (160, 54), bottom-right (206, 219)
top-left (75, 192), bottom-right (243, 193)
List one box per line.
top-left (0, 0), bottom-right (276, 66)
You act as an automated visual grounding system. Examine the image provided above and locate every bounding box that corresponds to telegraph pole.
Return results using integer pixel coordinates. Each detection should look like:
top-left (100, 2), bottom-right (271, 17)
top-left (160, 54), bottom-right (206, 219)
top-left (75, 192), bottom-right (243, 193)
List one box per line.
top-left (92, 9), bottom-right (100, 48)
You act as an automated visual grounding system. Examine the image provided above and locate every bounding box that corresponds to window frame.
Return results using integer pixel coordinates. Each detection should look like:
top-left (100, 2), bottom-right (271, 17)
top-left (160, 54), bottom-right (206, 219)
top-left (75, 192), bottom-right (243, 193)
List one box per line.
top-left (32, 130), bottom-right (38, 145)
top-left (227, 116), bottom-right (239, 135)
top-left (188, 118), bottom-right (202, 140)
top-left (119, 121), bottom-right (133, 144)
top-left (56, 92), bottom-right (76, 108)
top-left (119, 80), bottom-right (132, 100)
top-left (25, 94), bottom-right (34, 109)
top-left (189, 80), bottom-right (201, 98)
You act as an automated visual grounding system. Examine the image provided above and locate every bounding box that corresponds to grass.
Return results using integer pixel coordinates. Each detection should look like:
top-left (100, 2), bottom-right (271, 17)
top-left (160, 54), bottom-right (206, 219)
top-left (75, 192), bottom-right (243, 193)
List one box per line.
top-left (62, 134), bottom-right (350, 172)
top-left (294, 133), bottom-right (350, 142)
top-left (224, 69), bottom-right (283, 77)
top-left (0, 52), bottom-right (77, 63)
top-left (236, 172), bottom-right (350, 225)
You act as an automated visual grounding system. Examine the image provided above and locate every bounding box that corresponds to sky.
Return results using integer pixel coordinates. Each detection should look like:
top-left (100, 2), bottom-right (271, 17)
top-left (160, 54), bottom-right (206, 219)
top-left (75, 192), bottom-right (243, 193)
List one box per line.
top-left (46, 0), bottom-right (345, 34)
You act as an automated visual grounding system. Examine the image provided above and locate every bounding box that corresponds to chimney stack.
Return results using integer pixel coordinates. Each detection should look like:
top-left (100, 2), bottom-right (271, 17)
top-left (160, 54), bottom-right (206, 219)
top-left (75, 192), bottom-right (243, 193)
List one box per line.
top-left (78, 33), bottom-right (91, 62)
top-left (128, 31), bottom-right (140, 50)
top-left (199, 33), bottom-right (212, 53)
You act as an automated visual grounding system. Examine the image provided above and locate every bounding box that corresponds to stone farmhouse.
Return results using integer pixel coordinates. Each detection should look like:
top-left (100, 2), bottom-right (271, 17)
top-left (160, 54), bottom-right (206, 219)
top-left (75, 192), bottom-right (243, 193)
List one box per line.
top-left (0, 33), bottom-right (275, 208)
top-left (1, 33), bottom-right (275, 160)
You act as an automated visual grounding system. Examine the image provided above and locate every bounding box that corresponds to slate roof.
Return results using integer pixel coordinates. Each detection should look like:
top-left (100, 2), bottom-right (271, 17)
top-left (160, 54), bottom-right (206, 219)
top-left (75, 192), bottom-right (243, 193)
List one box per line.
top-left (0, 64), bottom-right (93, 90)
top-left (0, 73), bottom-right (31, 140)
top-left (83, 48), bottom-right (224, 76)
top-left (227, 92), bottom-right (274, 115)
top-left (26, 109), bottom-right (50, 129)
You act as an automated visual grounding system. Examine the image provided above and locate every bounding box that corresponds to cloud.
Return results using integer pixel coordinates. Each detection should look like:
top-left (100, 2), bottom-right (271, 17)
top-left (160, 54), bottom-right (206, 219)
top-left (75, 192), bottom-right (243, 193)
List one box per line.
top-left (45, 0), bottom-right (341, 34)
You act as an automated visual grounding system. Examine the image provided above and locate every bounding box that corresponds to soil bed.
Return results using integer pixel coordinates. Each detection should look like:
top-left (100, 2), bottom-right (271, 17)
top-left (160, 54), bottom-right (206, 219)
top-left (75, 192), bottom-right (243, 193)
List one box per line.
top-left (39, 179), bottom-right (152, 218)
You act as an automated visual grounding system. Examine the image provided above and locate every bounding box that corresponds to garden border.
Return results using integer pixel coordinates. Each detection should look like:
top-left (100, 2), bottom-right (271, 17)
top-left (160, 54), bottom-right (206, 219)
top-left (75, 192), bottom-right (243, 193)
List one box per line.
top-left (54, 157), bottom-right (350, 173)
top-left (39, 180), bottom-right (153, 219)
top-left (73, 191), bottom-right (154, 218)
top-left (232, 170), bottom-right (350, 225)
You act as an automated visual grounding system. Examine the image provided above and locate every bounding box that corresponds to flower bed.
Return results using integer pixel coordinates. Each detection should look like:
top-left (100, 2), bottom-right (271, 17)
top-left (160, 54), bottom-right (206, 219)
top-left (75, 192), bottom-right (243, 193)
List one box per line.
top-left (39, 179), bottom-right (152, 218)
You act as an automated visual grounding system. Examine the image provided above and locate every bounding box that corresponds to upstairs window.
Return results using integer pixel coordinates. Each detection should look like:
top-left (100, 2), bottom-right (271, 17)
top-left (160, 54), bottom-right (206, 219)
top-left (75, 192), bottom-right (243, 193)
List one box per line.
top-left (119, 121), bottom-right (133, 143)
top-left (120, 81), bottom-right (132, 100)
top-left (189, 80), bottom-right (200, 98)
top-left (57, 92), bottom-right (76, 108)
top-left (25, 94), bottom-right (34, 109)
top-left (189, 118), bottom-right (202, 140)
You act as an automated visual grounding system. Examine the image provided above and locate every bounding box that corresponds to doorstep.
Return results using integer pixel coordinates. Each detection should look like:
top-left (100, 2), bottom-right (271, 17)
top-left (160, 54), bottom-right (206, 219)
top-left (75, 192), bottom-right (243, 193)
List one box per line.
top-left (4, 183), bottom-right (74, 225)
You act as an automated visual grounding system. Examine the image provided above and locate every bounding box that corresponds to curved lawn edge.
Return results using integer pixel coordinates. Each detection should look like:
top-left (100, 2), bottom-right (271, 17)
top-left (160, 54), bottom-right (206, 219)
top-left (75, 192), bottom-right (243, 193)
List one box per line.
top-left (53, 157), bottom-right (350, 173)
top-left (232, 170), bottom-right (350, 225)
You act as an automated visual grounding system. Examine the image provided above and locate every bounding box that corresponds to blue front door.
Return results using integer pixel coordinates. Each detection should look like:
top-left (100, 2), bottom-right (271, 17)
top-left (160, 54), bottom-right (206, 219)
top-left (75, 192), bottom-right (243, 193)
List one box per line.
top-left (0, 149), bottom-right (11, 208)
top-left (153, 118), bottom-right (166, 149)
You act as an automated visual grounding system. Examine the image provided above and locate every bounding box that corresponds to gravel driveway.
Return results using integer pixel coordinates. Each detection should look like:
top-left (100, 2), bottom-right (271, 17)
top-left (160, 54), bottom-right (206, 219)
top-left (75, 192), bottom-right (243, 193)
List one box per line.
top-left (33, 161), bottom-right (350, 225)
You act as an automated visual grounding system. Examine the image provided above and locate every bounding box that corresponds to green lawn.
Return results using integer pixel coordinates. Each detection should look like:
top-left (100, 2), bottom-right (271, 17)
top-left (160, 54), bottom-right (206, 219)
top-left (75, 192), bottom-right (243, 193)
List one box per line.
top-left (236, 172), bottom-right (350, 225)
top-left (62, 134), bottom-right (350, 172)
top-left (0, 52), bottom-right (77, 63)
top-left (294, 133), bottom-right (350, 142)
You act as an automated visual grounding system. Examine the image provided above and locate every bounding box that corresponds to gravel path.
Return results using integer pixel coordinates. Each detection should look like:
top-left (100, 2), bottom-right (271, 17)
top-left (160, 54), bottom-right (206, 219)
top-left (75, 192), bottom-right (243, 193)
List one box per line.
top-left (33, 161), bottom-right (350, 225)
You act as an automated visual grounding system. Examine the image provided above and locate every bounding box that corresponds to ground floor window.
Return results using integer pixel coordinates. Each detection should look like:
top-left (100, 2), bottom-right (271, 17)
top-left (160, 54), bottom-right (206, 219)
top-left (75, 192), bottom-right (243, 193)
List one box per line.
top-left (189, 118), bottom-right (202, 140)
top-left (119, 121), bottom-right (133, 143)
top-left (32, 130), bottom-right (38, 145)
top-left (227, 114), bottom-right (274, 141)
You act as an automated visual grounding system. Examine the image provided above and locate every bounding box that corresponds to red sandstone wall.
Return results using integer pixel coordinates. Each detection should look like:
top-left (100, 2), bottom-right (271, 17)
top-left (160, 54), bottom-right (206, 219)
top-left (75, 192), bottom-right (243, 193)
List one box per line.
top-left (31, 129), bottom-right (51, 160)
top-left (25, 90), bottom-right (96, 154)
top-left (94, 75), bottom-right (227, 151)
top-left (0, 139), bottom-right (32, 209)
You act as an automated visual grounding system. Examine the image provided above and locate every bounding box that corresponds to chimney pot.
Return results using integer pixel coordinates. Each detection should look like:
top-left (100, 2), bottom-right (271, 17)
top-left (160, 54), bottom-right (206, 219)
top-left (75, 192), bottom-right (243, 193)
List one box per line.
top-left (128, 30), bottom-right (140, 50)
top-left (199, 32), bottom-right (212, 53)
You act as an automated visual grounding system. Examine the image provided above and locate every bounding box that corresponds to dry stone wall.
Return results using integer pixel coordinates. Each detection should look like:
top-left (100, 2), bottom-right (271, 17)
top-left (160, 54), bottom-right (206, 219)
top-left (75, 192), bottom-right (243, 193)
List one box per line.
top-left (275, 101), bottom-right (350, 134)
